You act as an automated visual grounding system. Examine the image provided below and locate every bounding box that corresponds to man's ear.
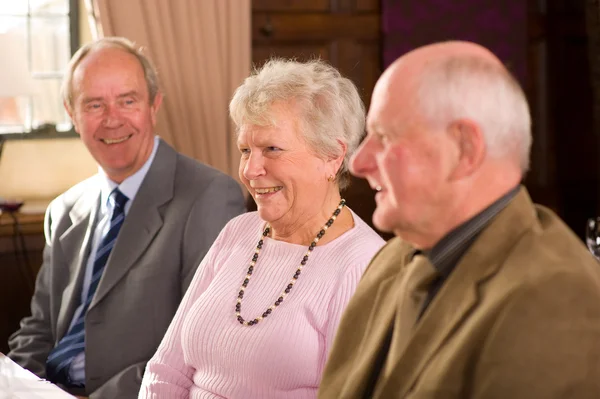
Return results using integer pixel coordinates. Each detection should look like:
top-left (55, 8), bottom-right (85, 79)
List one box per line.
top-left (447, 119), bottom-right (486, 180)
top-left (150, 92), bottom-right (163, 126)
top-left (64, 101), bottom-right (80, 135)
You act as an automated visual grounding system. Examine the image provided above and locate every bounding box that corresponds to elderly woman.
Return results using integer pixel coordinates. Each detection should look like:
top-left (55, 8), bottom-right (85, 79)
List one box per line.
top-left (138, 59), bottom-right (385, 398)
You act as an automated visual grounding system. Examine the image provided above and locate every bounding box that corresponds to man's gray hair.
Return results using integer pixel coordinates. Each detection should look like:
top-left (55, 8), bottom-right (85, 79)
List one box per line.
top-left (416, 56), bottom-right (532, 173)
top-left (62, 36), bottom-right (160, 110)
top-left (229, 58), bottom-right (366, 189)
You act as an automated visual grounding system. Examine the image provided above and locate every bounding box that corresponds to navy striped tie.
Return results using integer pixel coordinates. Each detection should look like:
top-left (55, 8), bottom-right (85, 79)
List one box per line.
top-left (46, 188), bottom-right (128, 386)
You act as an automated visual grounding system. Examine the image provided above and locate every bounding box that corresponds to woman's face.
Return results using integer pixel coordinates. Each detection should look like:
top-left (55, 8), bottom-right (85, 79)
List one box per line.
top-left (237, 102), bottom-right (336, 229)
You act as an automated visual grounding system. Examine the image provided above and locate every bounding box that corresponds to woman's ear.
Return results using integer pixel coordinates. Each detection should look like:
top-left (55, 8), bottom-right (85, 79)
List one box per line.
top-left (447, 119), bottom-right (486, 181)
top-left (330, 139), bottom-right (347, 175)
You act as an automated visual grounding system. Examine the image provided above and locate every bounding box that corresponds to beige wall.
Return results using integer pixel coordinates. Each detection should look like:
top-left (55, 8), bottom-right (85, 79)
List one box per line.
top-left (0, 138), bottom-right (97, 212)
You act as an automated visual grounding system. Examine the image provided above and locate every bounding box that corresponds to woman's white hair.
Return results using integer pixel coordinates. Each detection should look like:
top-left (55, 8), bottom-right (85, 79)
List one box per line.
top-left (229, 58), bottom-right (366, 189)
top-left (415, 56), bottom-right (532, 173)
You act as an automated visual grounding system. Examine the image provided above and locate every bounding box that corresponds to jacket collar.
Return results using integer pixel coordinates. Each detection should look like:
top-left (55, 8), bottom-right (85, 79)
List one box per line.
top-left (376, 187), bottom-right (538, 397)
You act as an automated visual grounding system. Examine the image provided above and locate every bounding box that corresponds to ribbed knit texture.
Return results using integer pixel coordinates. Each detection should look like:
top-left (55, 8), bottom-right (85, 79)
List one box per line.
top-left (139, 210), bottom-right (385, 399)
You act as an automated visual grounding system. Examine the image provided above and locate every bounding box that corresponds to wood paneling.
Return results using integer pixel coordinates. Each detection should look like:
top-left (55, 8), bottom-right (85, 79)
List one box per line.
top-left (524, 0), bottom-right (557, 210)
top-left (546, 0), bottom-right (596, 237)
top-left (253, 0), bottom-right (380, 12)
top-left (252, 0), bottom-right (330, 12)
top-left (0, 213), bottom-right (45, 354)
top-left (525, 0), bottom-right (597, 238)
top-left (253, 44), bottom-right (330, 63)
top-left (355, 0), bottom-right (380, 12)
top-left (252, 14), bottom-right (379, 42)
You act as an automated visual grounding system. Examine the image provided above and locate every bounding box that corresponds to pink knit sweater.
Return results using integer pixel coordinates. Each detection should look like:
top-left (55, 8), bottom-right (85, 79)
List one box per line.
top-left (139, 211), bottom-right (385, 399)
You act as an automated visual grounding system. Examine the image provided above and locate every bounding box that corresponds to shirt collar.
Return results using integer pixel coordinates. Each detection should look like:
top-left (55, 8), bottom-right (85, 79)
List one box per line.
top-left (98, 136), bottom-right (160, 214)
top-left (420, 185), bottom-right (520, 277)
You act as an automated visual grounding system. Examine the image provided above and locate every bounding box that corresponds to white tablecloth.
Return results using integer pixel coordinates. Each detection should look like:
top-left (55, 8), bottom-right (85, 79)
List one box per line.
top-left (0, 353), bottom-right (75, 398)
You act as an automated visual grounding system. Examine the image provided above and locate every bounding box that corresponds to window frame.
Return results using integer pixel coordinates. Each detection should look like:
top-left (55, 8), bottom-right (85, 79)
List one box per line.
top-left (0, 0), bottom-right (80, 140)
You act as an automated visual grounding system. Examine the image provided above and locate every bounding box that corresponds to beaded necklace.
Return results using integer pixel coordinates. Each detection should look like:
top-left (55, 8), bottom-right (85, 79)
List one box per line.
top-left (235, 199), bottom-right (346, 326)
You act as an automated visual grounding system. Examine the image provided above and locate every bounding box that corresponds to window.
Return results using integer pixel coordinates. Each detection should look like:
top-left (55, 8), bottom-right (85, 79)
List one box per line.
top-left (0, 0), bottom-right (78, 135)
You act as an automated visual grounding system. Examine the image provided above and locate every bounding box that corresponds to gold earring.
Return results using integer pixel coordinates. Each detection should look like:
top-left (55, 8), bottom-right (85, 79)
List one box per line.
top-left (327, 174), bottom-right (334, 182)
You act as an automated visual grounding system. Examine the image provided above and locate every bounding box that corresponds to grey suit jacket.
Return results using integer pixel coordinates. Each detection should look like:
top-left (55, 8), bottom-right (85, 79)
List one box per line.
top-left (8, 139), bottom-right (246, 398)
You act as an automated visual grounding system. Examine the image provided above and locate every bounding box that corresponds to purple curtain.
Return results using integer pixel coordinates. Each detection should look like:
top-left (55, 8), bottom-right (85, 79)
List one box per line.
top-left (382, 0), bottom-right (527, 85)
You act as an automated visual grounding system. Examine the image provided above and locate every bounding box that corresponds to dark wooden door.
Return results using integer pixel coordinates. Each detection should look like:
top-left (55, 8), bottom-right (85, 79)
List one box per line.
top-left (527, 0), bottom-right (597, 238)
top-left (251, 0), bottom-right (385, 236)
top-left (525, 0), bottom-right (558, 212)
top-left (547, 0), bottom-right (596, 238)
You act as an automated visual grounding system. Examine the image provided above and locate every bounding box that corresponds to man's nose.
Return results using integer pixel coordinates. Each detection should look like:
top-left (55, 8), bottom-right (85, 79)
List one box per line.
top-left (102, 104), bottom-right (124, 129)
top-left (349, 136), bottom-right (377, 178)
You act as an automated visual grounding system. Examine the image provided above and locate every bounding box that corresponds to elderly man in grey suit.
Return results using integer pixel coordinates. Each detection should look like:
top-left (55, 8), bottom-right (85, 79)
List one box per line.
top-left (7, 37), bottom-right (246, 398)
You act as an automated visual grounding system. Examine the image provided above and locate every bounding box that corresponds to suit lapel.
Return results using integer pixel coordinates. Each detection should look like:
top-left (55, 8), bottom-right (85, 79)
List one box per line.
top-left (338, 239), bottom-right (413, 398)
top-left (377, 188), bottom-right (538, 397)
top-left (376, 258), bottom-right (484, 398)
top-left (56, 182), bottom-right (101, 339)
top-left (91, 140), bottom-right (177, 309)
top-left (339, 274), bottom-right (399, 397)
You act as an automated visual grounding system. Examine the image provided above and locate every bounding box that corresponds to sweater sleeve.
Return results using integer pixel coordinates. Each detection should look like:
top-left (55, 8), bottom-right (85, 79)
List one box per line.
top-left (138, 224), bottom-right (229, 398)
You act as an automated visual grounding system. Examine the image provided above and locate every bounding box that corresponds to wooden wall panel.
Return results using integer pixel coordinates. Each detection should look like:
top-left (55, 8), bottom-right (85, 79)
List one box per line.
top-left (0, 222), bottom-right (44, 354)
top-left (252, 14), bottom-right (379, 42)
top-left (252, 0), bottom-right (330, 12)
top-left (524, 0), bottom-right (557, 211)
top-left (253, 45), bottom-right (331, 64)
top-left (546, 0), bottom-right (596, 237)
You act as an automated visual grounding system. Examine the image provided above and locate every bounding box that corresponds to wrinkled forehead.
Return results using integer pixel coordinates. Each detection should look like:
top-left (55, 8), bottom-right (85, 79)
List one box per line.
top-left (366, 67), bottom-right (419, 133)
top-left (237, 112), bottom-right (302, 145)
top-left (73, 47), bottom-right (145, 89)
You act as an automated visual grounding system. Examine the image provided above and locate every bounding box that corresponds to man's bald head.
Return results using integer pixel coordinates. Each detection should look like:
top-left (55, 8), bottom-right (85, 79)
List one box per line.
top-left (390, 41), bottom-right (502, 70)
top-left (354, 41), bottom-right (532, 246)
top-left (371, 40), bottom-right (531, 173)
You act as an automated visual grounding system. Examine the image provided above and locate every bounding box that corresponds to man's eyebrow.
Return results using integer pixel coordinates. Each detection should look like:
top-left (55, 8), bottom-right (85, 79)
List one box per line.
top-left (82, 96), bottom-right (103, 104)
top-left (117, 90), bottom-right (139, 98)
top-left (81, 91), bottom-right (140, 104)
